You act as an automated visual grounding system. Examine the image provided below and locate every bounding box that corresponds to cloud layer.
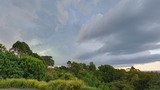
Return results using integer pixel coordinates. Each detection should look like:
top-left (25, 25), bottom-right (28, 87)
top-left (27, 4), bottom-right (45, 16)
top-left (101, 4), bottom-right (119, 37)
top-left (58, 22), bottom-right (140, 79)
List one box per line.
top-left (77, 0), bottom-right (160, 65)
top-left (0, 0), bottom-right (118, 65)
top-left (1, 0), bottom-right (160, 67)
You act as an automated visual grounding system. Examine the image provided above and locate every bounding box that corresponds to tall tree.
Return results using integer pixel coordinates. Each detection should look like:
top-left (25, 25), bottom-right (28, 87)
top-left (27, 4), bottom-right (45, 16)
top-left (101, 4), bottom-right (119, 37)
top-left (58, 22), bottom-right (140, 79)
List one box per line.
top-left (10, 41), bottom-right (32, 55)
top-left (42, 56), bottom-right (54, 66)
top-left (98, 65), bottom-right (116, 83)
top-left (88, 62), bottom-right (96, 71)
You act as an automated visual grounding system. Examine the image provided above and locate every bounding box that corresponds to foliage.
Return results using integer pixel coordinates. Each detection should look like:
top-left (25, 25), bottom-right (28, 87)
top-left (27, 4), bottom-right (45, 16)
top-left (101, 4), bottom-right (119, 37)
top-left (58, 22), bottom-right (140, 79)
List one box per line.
top-left (147, 78), bottom-right (160, 90)
top-left (45, 68), bottom-right (59, 81)
top-left (0, 51), bottom-right (23, 78)
top-left (19, 55), bottom-right (46, 80)
top-left (10, 41), bottom-right (54, 67)
top-left (98, 65), bottom-right (121, 83)
top-left (10, 41), bottom-right (32, 55)
top-left (0, 44), bottom-right (6, 52)
top-left (1, 42), bottom-right (160, 90)
top-left (0, 48), bottom-right (46, 80)
top-left (0, 78), bottom-right (95, 90)
top-left (60, 73), bottom-right (77, 80)
top-left (42, 56), bottom-right (54, 66)
top-left (88, 62), bottom-right (96, 71)
top-left (81, 86), bottom-right (102, 90)
top-left (0, 78), bottom-right (48, 90)
top-left (47, 79), bottom-right (85, 90)
top-left (77, 70), bottom-right (101, 87)
top-left (106, 81), bottom-right (134, 90)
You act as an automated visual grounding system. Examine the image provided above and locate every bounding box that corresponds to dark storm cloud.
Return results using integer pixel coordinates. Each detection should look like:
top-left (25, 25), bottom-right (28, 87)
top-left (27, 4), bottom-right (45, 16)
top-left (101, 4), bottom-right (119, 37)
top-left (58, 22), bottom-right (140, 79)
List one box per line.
top-left (77, 0), bottom-right (160, 65)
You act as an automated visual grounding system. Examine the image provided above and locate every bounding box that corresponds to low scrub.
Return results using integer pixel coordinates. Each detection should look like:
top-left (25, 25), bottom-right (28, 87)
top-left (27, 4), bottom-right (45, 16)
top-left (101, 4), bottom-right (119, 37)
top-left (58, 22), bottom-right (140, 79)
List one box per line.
top-left (0, 78), bottom-right (98, 90)
top-left (47, 79), bottom-right (85, 90)
top-left (0, 78), bottom-right (47, 90)
top-left (81, 86), bottom-right (102, 90)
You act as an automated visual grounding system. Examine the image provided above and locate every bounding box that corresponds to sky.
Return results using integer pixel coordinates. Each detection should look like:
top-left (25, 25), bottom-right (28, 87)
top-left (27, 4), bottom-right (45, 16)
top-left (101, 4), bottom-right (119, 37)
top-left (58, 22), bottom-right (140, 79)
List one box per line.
top-left (0, 0), bottom-right (160, 71)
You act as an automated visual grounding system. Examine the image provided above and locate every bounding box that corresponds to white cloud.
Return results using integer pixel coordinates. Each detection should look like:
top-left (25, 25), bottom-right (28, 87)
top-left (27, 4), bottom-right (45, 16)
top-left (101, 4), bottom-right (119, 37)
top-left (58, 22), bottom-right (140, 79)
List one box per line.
top-left (134, 61), bottom-right (160, 71)
top-left (38, 49), bottom-right (51, 56)
top-left (28, 38), bottom-right (42, 46)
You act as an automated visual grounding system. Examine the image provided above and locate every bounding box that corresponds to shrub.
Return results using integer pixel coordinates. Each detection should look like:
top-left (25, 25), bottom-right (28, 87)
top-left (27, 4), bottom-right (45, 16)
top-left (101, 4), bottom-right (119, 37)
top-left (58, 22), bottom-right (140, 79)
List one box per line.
top-left (47, 79), bottom-right (85, 90)
top-left (98, 84), bottom-right (110, 90)
top-left (20, 55), bottom-right (46, 80)
top-left (0, 78), bottom-right (48, 90)
top-left (147, 78), bottom-right (160, 90)
top-left (0, 78), bottom-right (92, 90)
top-left (60, 73), bottom-right (77, 80)
top-left (77, 71), bottom-right (101, 87)
top-left (45, 68), bottom-right (59, 82)
top-left (106, 81), bottom-right (134, 90)
top-left (0, 51), bottom-right (23, 78)
top-left (81, 86), bottom-right (102, 90)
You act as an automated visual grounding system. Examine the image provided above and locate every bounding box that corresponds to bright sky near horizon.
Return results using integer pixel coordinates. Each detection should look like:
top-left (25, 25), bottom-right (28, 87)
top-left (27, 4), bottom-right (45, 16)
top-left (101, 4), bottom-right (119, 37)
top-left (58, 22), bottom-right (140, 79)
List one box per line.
top-left (0, 0), bottom-right (160, 71)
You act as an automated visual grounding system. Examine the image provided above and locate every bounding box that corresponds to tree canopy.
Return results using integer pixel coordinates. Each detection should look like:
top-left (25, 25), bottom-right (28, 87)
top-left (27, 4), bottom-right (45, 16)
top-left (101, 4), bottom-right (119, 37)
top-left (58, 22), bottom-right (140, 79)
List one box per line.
top-left (10, 41), bottom-right (32, 55)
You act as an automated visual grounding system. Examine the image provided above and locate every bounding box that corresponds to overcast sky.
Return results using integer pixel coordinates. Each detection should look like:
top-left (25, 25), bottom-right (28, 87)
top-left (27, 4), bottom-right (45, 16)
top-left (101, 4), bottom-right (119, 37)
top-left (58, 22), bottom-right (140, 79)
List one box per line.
top-left (0, 0), bottom-right (160, 70)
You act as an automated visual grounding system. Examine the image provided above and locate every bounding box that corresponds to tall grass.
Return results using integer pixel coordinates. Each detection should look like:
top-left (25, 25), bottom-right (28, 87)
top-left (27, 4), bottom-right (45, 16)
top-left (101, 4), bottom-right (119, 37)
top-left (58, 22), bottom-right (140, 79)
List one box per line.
top-left (0, 78), bottom-right (98, 90)
top-left (0, 78), bottom-right (47, 90)
top-left (47, 79), bottom-right (84, 90)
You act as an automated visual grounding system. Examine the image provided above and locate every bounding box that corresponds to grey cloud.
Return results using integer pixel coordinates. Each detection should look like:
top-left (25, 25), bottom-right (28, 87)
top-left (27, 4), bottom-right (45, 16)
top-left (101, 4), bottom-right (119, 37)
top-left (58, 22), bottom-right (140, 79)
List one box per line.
top-left (82, 51), bottom-right (160, 66)
top-left (106, 53), bottom-right (160, 65)
top-left (78, 0), bottom-right (160, 42)
top-left (77, 0), bottom-right (160, 65)
top-left (0, 0), bottom-right (70, 45)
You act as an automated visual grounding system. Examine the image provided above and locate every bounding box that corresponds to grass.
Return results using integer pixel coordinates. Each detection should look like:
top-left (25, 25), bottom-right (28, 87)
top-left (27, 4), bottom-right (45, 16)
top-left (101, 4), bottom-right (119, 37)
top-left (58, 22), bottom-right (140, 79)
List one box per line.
top-left (0, 78), bottom-right (47, 90)
top-left (0, 89), bottom-right (38, 90)
top-left (0, 78), bottom-right (100, 90)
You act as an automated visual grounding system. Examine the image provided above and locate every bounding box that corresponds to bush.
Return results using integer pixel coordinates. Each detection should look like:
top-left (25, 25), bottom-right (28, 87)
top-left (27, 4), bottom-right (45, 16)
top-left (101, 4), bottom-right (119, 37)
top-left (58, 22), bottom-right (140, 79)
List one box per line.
top-left (81, 86), bottom-right (102, 90)
top-left (0, 52), bottom-right (46, 80)
top-left (0, 78), bottom-right (48, 90)
top-left (45, 68), bottom-right (59, 82)
top-left (60, 73), bottom-right (77, 80)
top-left (20, 55), bottom-right (46, 80)
top-left (47, 79), bottom-right (85, 90)
top-left (106, 81), bottom-right (134, 90)
top-left (98, 84), bottom-right (110, 90)
top-left (147, 78), bottom-right (160, 90)
top-left (77, 71), bottom-right (101, 87)
top-left (0, 78), bottom-right (92, 90)
top-left (0, 51), bottom-right (23, 78)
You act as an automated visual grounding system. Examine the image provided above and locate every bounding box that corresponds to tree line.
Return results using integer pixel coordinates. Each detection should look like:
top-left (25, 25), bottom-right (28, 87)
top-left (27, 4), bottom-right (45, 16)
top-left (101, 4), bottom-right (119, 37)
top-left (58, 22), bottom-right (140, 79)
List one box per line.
top-left (0, 41), bottom-right (160, 90)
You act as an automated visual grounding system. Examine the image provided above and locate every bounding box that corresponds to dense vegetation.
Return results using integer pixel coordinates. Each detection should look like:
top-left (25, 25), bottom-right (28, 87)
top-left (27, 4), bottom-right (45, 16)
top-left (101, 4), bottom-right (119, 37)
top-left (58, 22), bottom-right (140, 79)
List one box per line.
top-left (0, 41), bottom-right (160, 90)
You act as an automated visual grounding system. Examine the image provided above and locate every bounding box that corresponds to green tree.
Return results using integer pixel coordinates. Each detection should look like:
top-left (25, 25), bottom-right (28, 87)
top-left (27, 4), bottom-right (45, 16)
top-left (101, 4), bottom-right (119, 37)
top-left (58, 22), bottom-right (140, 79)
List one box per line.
top-left (107, 81), bottom-right (134, 90)
top-left (147, 78), bottom-right (160, 89)
top-left (42, 56), bottom-right (54, 66)
top-left (68, 62), bottom-right (84, 76)
top-left (45, 68), bottom-right (59, 81)
top-left (67, 61), bottom-right (72, 68)
top-left (0, 51), bottom-right (23, 78)
top-left (98, 65), bottom-right (116, 83)
top-left (130, 74), bottom-right (139, 84)
top-left (60, 73), bottom-right (77, 80)
top-left (0, 44), bottom-right (6, 52)
top-left (20, 55), bottom-right (46, 80)
top-left (88, 62), bottom-right (96, 71)
top-left (10, 41), bottom-right (32, 55)
top-left (130, 66), bottom-right (140, 72)
top-left (78, 70), bottom-right (101, 87)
